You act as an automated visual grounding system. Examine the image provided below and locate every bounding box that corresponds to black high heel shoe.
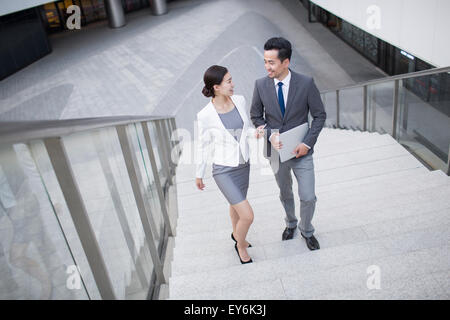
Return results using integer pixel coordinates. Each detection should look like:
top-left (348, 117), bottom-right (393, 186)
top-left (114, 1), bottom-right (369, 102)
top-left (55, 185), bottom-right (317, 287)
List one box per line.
top-left (231, 232), bottom-right (252, 247)
top-left (234, 243), bottom-right (253, 264)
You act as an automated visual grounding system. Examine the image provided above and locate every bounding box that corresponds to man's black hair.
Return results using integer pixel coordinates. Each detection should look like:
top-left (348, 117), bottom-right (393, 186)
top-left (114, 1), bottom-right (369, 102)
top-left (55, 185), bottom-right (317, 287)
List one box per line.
top-left (264, 37), bottom-right (292, 62)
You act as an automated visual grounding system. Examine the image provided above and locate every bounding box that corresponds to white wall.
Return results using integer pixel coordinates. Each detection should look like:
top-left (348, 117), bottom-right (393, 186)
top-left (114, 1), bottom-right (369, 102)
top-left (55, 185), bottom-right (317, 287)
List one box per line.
top-left (0, 0), bottom-right (56, 16)
top-left (311, 0), bottom-right (450, 68)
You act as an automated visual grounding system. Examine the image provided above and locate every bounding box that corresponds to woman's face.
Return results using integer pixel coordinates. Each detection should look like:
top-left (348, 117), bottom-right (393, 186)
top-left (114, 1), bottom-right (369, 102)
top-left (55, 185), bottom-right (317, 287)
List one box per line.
top-left (214, 72), bottom-right (234, 97)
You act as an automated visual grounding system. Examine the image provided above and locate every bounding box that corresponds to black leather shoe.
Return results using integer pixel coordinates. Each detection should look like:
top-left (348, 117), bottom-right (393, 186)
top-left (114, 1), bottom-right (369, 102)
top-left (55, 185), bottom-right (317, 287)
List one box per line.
top-left (282, 227), bottom-right (296, 241)
top-left (234, 243), bottom-right (253, 264)
top-left (301, 234), bottom-right (320, 250)
top-left (231, 232), bottom-right (252, 247)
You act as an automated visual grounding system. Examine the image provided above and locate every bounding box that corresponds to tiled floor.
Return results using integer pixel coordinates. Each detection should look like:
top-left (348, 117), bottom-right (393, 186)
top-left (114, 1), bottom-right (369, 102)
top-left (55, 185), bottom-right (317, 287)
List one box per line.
top-left (0, 0), bottom-right (384, 128)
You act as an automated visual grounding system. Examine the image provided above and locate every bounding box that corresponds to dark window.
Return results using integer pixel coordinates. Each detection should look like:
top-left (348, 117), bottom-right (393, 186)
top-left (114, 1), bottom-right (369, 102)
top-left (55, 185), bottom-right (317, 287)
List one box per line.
top-left (364, 32), bottom-right (378, 64)
top-left (394, 48), bottom-right (415, 75)
top-left (0, 7), bottom-right (51, 80)
top-left (352, 26), bottom-right (365, 53)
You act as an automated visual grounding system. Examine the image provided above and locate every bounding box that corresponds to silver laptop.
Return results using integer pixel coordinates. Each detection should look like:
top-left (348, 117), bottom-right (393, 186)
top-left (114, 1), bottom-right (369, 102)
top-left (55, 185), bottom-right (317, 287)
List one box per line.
top-left (275, 122), bottom-right (309, 163)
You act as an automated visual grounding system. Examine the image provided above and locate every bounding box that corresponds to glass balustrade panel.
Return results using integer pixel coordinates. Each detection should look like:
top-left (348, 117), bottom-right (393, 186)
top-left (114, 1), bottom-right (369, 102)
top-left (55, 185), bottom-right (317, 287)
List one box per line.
top-left (0, 142), bottom-right (89, 300)
top-left (339, 87), bottom-right (365, 130)
top-left (62, 127), bottom-right (154, 299)
top-left (397, 72), bottom-right (450, 171)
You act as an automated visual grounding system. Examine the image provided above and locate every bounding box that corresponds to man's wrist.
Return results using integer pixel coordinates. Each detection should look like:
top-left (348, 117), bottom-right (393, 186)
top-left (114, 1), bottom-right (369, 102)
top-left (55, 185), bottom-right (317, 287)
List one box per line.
top-left (302, 143), bottom-right (311, 149)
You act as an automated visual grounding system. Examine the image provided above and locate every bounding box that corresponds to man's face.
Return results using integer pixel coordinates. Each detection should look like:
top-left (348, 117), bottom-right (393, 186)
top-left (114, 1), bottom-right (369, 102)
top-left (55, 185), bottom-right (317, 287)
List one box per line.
top-left (264, 49), bottom-right (289, 79)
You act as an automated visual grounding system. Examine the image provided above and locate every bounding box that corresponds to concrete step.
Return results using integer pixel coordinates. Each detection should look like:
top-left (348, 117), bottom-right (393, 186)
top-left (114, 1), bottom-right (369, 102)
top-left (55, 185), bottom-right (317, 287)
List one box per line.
top-left (172, 187), bottom-right (450, 278)
top-left (172, 248), bottom-right (449, 299)
top-left (169, 226), bottom-right (450, 299)
top-left (175, 131), bottom-right (393, 185)
top-left (317, 129), bottom-right (380, 140)
top-left (176, 168), bottom-right (446, 228)
top-left (172, 183), bottom-right (450, 263)
top-left (176, 141), bottom-right (415, 198)
top-left (312, 166), bottom-right (428, 194)
top-left (313, 169), bottom-right (449, 215)
top-left (176, 170), bottom-right (439, 238)
top-left (174, 188), bottom-right (450, 251)
top-left (171, 206), bottom-right (449, 277)
top-left (177, 166), bottom-right (430, 217)
top-left (173, 184), bottom-right (450, 259)
top-left (187, 248), bottom-right (450, 300)
top-left (173, 167), bottom-right (445, 240)
top-left (177, 154), bottom-right (427, 213)
top-left (321, 128), bottom-right (379, 137)
top-left (173, 185), bottom-right (450, 254)
top-left (314, 134), bottom-right (398, 157)
top-left (175, 178), bottom-right (450, 240)
top-left (177, 146), bottom-right (418, 200)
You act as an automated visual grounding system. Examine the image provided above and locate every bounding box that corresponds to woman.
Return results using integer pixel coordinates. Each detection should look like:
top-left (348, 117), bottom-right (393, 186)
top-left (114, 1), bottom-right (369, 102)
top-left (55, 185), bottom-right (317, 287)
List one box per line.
top-left (195, 65), bottom-right (265, 264)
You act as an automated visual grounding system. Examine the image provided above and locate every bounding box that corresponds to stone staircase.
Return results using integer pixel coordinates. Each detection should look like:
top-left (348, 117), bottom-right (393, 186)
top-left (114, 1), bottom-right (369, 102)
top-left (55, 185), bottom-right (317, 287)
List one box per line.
top-left (166, 128), bottom-right (450, 299)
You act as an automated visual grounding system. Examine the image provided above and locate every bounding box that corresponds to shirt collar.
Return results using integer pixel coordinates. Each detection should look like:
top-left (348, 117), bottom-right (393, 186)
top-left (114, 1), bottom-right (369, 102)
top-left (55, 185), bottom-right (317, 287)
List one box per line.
top-left (274, 70), bottom-right (291, 87)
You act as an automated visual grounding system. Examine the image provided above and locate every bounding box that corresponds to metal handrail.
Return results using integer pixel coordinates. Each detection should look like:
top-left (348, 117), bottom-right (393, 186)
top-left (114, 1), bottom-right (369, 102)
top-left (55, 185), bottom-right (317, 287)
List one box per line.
top-left (0, 115), bottom-right (173, 145)
top-left (320, 65), bottom-right (450, 175)
top-left (320, 66), bottom-right (450, 94)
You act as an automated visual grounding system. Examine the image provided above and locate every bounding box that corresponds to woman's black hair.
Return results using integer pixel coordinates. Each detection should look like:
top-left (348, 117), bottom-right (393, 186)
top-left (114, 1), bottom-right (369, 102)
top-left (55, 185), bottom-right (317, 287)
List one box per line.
top-left (202, 65), bottom-right (228, 98)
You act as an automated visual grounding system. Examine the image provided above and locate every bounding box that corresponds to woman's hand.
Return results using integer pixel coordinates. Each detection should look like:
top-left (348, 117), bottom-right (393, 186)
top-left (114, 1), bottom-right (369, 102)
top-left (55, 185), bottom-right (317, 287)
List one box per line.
top-left (195, 178), bottom-right (205, 190)
top-left (255, 125), bottom-right (266, 139)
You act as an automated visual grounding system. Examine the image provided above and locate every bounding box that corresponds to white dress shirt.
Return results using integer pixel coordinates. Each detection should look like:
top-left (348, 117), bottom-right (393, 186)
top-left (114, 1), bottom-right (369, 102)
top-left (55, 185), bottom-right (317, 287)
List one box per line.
top-left (274, 70), bottom-right (291, 106)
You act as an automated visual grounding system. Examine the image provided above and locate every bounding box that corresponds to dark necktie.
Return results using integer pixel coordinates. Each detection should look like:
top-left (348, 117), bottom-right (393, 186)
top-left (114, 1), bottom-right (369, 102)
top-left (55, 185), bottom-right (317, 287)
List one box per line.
top-left (277, 82), bottom-right (285, 117)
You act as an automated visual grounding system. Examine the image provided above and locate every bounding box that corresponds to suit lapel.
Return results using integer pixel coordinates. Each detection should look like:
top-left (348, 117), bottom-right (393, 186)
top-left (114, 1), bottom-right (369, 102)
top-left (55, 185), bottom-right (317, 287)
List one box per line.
top-left (207, 102), bottom-right (224, 129)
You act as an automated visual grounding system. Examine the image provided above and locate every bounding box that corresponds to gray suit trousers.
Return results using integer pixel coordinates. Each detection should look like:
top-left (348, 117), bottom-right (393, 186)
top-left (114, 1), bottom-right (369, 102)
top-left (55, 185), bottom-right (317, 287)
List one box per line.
top-left (270, 152), bottom-right (317, 238)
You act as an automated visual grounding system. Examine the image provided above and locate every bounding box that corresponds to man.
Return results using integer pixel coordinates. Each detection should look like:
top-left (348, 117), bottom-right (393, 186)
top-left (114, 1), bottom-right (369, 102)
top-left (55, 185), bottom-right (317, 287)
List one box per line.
top-left (250, 37), bottom-right (326, 251)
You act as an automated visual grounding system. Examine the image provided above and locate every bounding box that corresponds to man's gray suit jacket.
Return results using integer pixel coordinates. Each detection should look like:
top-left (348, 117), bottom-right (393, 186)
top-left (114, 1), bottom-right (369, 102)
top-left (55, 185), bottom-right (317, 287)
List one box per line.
top-left (250, 70), bottom-right (327, 158)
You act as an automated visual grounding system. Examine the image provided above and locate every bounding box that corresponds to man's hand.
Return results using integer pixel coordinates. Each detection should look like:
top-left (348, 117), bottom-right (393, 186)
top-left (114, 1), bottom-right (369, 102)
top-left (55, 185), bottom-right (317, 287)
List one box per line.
top-left (269, 132), bottom-right (283, 149)
top-left (195, 178), bottom-right (205, 190)
top-left (292, 143), bottom-right (309, 158)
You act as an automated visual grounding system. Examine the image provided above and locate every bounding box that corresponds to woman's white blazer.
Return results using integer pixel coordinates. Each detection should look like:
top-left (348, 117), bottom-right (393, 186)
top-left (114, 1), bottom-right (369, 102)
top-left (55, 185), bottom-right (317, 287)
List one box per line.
top-left (195, 95), bottom-right (255, 179)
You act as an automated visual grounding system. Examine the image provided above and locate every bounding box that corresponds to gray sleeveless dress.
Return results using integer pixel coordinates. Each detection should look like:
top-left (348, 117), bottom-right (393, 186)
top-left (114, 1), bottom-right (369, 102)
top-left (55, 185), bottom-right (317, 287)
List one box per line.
top-left (212, 106), bottom-right (250, 205)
